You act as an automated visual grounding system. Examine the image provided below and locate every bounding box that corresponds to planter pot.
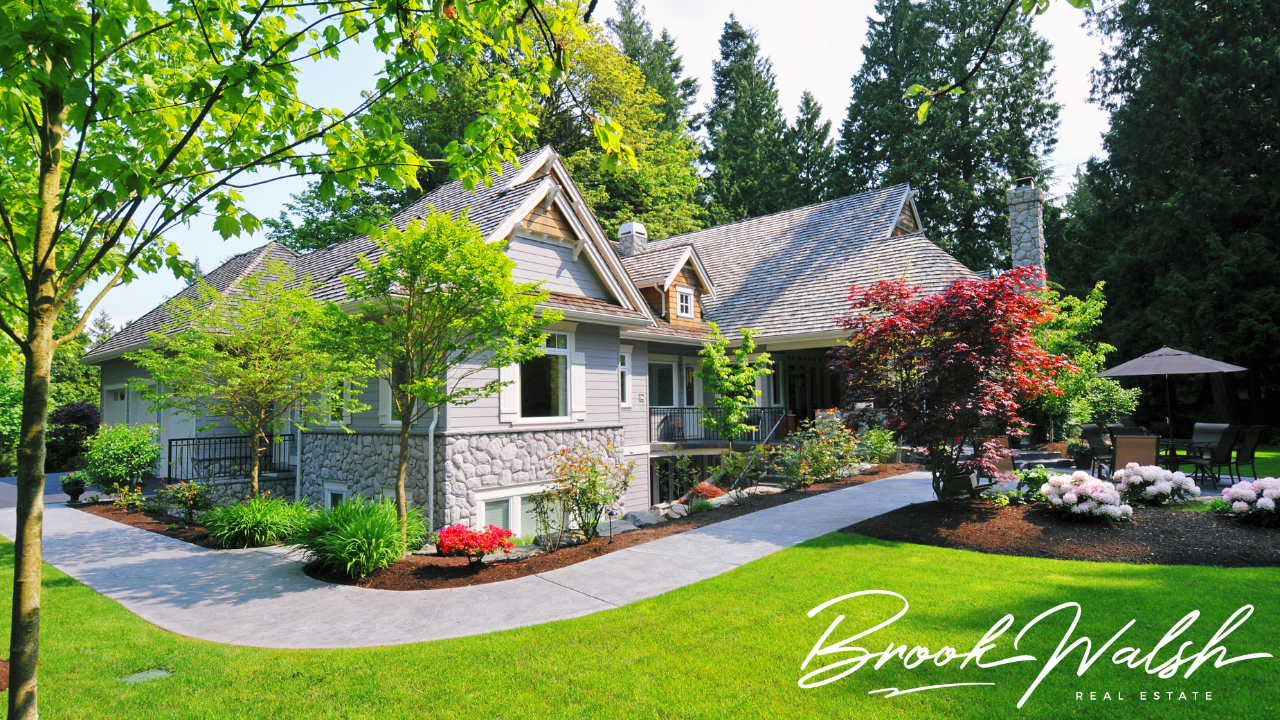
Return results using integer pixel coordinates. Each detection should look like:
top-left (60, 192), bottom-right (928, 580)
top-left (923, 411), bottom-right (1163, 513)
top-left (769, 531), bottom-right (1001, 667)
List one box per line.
top-left (1073, 455), bottom-right (1093, 470)
top-left (61, 483), bottom-right (87, 503)
top-left (937, 472), bottom-right (978, 499)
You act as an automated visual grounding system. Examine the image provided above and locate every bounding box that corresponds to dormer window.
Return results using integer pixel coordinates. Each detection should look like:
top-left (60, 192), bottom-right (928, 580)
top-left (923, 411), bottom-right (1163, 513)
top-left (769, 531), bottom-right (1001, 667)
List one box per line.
top-left (676, 287), bottom-right (694, 318)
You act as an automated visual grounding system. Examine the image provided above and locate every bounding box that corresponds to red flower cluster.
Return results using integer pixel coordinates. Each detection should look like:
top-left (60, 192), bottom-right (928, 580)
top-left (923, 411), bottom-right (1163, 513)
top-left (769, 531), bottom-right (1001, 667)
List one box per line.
top-left (688, 483), bottom-right (727, 500)
top-left (434, 524), bottom-right (514, 562)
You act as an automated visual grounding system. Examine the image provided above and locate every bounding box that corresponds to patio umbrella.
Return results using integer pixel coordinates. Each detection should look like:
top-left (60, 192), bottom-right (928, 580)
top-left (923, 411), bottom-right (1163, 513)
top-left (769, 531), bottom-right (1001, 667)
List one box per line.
top-left (1095, 347), bottom-right (1246, 434)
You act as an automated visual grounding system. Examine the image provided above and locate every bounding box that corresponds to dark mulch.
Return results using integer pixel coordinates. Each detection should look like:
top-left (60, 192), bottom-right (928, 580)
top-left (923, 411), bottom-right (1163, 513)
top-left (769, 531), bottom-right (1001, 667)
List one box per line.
top-left (75, 503), bottom-right (219, 548)
top-left (0, 658), bottom-right (7, 691)
top-left (307, 463), bottom-right (925, 590)
top-left (845, 501), bottom-right (1280, 567)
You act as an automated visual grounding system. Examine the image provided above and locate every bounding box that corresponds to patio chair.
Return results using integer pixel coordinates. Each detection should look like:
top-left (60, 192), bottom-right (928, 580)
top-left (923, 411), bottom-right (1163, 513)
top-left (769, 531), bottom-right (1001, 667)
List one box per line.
top-left (1080, 424), bottom-right (1114, 476)
top-left (1184, 425), bottom-right (1240, 488)
top-left (1232, 425), bottom-right (1267, 481)
top-left (1106, 425), bottom-right (1148, 446)
top-left (1113, 436), bottom-right (1159, 471)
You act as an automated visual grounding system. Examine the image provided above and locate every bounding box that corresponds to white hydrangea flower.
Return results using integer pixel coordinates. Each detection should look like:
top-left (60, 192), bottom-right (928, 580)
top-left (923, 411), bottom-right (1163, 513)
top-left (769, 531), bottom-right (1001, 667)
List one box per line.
top-left (1233, 501), bottom-right (1251, 513)
top-left (1257, 497), bottom-right (1276, 512)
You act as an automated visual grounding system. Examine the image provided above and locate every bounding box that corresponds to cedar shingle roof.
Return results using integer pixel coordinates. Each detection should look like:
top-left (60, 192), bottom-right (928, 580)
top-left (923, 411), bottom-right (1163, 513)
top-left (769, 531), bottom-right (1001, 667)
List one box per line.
top-left (86, 150), bottom-right (550, 361)
top-left (542, 292), bottom-right (648, 322)
top-left (85, 242), bottom-right (297, 360)
top-left (618, 244), bottom-right (691, 285)
top-left (646, 185), bottom-right (976, 339)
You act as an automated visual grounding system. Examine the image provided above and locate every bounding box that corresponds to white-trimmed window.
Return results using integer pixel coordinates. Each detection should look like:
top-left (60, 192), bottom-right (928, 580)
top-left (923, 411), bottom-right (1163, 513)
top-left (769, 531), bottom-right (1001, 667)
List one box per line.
top-left (676, 287), bottom-right (695, 318)
top-left (324, 483), bottom-right (347, 509)
top-left (476, 487), bottom-right (556, 538)
top-left (648, 362), bottom-right (674, 407)
top-left (521, 332), bottom-right (570, 418)
top-left (379, 361), bottom-right (408, 427)
top-left (328, 380), bottom-right (351, 426)
top-left (683, 365), bottom-right (699, 407)
top-left (619, 351), bottom-right (632, 407)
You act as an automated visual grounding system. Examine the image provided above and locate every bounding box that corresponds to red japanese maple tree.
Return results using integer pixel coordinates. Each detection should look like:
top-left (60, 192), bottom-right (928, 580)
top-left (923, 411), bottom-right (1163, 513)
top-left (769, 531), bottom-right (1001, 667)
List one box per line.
top-left (831, 266), bottom-right (1074, 496)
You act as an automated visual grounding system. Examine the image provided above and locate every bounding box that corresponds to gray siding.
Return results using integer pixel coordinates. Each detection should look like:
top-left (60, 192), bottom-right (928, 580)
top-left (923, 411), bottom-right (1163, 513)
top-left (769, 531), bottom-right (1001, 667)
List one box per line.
top-left (445, 322), bottom-right (624, 432)
top-left (507, 235), bottom-right (612, 300)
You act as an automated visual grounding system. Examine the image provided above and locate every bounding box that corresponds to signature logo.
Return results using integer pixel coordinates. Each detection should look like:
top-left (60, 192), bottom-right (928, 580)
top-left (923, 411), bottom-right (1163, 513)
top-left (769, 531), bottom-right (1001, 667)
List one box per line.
top-left (799, 590), bottom-right (1272, 708)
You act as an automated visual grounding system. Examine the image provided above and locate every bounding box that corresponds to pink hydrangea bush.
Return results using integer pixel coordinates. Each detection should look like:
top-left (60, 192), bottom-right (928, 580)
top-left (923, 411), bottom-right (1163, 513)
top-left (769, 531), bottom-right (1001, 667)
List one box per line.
top-left (1041, 471), bottom-right (1133, 521)
top-left (1113, 463), bottom-right (1201, 505)
top-left (1217, 478), bottom-right (1280, 526)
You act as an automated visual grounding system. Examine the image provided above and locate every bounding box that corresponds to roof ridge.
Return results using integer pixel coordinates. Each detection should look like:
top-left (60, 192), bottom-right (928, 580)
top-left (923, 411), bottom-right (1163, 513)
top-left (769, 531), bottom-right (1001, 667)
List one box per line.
top-left (651, 183), bottom-right (912, 249)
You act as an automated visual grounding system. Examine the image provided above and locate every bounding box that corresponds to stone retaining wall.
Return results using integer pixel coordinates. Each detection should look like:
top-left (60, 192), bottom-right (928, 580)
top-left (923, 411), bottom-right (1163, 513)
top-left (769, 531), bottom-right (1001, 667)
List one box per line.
top-left (207, 474), bottom-right (296, 504)
top-left (298, 425), bottom-right (625, 527)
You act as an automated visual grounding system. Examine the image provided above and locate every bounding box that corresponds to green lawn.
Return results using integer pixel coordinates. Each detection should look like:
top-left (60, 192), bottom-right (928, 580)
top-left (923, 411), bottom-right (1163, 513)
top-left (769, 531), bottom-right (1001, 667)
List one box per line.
top-left (1170, 444), bottom-right (1279, 480)
top-left (3, 535), bottom-right (1276, 719)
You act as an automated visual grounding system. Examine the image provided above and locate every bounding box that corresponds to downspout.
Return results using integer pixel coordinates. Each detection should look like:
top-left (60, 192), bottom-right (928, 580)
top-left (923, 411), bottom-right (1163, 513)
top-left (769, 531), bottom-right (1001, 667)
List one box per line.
top-left (294, 425), bottom-right (303, 503)
top-left (427, 406), bottom-right (439, 531)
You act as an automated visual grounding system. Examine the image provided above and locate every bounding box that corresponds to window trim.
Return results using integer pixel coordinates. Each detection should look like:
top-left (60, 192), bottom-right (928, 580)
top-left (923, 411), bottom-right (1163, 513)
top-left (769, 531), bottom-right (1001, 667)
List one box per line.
top-left (505, 328), bottom-right (579, 425)
top-left (473, 480), bottom-right (556, 535)
top-left (323, 482), bottom-right (347, 510)
top-left (328, 379), bottom-right (352, 426)
top-left (619, 350), bottom-right (632, 408)
top-left (676, 286), bottom-right (695, 318)
top-left (648, 361), bottom-right (676, 407)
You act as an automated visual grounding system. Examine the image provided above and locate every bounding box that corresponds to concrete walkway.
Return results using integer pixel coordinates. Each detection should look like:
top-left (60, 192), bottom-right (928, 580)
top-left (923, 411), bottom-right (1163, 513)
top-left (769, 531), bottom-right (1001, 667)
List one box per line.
top-left (0, 472), bottom-right (934, 649)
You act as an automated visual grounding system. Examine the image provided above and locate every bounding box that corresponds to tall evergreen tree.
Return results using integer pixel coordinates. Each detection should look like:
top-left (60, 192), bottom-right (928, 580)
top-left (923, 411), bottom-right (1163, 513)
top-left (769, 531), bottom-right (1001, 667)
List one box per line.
top-left (786, 91), bottom-right (835, 204)
top-left (832, 0), bottom-right (1059, 270)
top-left (1065, 0), bottom-right (1280, 427)
top-left (606, 0), bottom-right (700, 133)
top-left (702, 16), bottom-right (794, 225)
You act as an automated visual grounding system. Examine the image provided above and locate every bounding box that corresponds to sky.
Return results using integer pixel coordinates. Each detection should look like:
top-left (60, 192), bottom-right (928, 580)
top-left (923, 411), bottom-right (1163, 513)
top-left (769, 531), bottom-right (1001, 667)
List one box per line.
top-left (89, 0), bottom-right (1108, 327)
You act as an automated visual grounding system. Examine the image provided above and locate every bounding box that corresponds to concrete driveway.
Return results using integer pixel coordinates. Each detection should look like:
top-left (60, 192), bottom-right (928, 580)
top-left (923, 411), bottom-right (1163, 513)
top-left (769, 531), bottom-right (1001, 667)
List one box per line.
top-left (0, 471), bottom-right (935, 649)
top-left (0, 473), bottom-right (72, 507)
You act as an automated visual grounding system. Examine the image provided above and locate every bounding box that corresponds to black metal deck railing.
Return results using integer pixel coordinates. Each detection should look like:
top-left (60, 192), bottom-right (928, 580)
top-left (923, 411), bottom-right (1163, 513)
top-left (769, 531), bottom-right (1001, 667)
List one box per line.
top-left (167, 434), bottom-right (296, 482)
top-left (648, 406), bottom-right (786, 444)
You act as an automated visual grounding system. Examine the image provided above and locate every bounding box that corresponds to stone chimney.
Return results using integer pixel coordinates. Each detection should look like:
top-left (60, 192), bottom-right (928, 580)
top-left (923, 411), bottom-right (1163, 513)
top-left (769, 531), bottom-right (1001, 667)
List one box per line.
top-left (617, 221), bottom-right (648, 257)
top-left (1007, 177), bottom-right (1046, 287)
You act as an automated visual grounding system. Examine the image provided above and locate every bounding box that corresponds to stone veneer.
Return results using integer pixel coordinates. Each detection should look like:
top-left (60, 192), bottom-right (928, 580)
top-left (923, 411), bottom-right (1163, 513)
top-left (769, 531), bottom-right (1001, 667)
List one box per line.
top-left (299, 425), bottom-right (624, 527)
top-left (207, 474), bottom-right (296, 504)
top-left (1007, 180), bottom-right (1046, 287)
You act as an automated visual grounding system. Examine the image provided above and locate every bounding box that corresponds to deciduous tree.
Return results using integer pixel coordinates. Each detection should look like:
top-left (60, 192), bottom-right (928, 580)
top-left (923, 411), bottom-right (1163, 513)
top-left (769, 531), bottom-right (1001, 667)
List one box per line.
top-left (695, 322), bottom-right (773, 444)
top-left (128, 262), bottom-right (371, 496)
top-left (342, 210), bottom-right (558, 538)
top-left (832, 266), bottom-right (1072, 496)
top-left (0, 1), bottom-right (612, 710)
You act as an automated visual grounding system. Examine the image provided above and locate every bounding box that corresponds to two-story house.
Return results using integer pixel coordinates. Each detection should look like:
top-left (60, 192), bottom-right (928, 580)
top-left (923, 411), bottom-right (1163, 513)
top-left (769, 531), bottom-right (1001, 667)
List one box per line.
top-left (83, 145), bottom-right (977, 531)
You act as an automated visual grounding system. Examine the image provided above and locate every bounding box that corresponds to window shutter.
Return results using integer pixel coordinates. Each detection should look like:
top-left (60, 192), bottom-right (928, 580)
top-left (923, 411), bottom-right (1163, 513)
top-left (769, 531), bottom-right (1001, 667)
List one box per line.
top-left (499, 363), bottom-right (520, 419)
top-left (572, 352), bottom-right (587, 417)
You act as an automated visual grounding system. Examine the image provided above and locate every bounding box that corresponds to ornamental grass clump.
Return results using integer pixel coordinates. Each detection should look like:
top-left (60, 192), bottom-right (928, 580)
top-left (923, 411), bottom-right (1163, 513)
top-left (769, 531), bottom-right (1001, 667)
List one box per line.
top-left (1041, 471), bottom-right (1133, 521)
top-left (203, 496), bottom-right (311, 549)
top-left (293, 498), bottom-right (426, 578)
top-left (433, 523), bottom-right (514, 565)
top-left (1113, 463), bottom-right (1200, 505)
top-left (1215, 478), bottom-right (1280, 527)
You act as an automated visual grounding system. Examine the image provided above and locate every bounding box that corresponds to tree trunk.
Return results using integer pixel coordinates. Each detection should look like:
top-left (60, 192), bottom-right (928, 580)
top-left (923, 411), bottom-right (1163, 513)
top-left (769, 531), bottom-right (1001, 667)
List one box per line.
top-left (9, 78), bottom-right (68, 720)
top-left (395, 401), bottom-right (412, 541)
top-left (249, 425), bottom-right (262, 498)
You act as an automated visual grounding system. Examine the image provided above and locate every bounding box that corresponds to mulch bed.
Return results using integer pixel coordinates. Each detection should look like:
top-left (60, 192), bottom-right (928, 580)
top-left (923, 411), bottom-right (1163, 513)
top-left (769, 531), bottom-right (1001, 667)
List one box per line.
top-left (0, 659), bottom-right (7, 691)
top-left (75, 503), bottom-right (219, 549)
top-left (845, 500), bottom-right (1280, 567)
top-left (308, 463), bottom-right (924, 591)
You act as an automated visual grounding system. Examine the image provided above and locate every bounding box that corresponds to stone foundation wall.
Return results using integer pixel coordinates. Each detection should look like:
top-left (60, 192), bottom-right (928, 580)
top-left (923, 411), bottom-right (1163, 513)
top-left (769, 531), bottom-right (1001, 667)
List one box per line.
top-left (437, 425), bottom-right (625, 526)
top-left (207, 474), bottom-right (296, 504)
top-left (298, 432), bottom-right (434, 510)
top-left (298, 425), bottom-right (626, 527)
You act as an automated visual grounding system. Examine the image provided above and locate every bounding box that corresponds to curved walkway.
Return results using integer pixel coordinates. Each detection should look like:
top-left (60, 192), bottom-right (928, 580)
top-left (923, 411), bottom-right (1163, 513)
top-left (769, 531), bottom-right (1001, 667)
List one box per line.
top-left (0, 472), bottom-right (933, 649)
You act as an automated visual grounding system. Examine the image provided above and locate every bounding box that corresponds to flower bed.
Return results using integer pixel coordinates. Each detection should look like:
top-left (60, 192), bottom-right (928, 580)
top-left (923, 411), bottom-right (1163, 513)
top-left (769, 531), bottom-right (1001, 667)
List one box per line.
top-left (1217, 477), bottom-right (1280, 526)
top-left (1113, 463), bottom-right (1201, 505)
top-left (1041, 471), bottom-right (1133, 521)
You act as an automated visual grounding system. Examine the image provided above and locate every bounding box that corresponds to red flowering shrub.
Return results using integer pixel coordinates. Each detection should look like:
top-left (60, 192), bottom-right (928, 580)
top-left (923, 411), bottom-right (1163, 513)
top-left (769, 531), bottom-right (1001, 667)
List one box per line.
top-left (434, 524), bottom-right (514, 564)
top-left (688, 482), bottom-right (727, 500)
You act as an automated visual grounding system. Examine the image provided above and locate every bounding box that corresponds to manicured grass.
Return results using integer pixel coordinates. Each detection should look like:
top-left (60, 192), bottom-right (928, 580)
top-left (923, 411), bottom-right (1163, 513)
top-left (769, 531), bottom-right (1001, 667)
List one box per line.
top-left (1170, 445), bottom-right (1279, 480)
top-left (2, 535), bottom-right (1276, 719)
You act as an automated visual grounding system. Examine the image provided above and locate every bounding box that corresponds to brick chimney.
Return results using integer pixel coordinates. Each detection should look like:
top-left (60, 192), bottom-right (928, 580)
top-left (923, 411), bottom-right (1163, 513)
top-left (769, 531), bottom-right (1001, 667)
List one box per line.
top-left (1007, 177), bottom-right (1046, 287)
top-left (617, 221), bottom-right (648, 257)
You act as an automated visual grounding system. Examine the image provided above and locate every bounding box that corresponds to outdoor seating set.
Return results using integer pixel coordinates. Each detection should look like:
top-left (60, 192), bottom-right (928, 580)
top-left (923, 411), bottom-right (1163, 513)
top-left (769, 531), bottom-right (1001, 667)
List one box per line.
top-left (1079, 423), bottom-right (1266, 487)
